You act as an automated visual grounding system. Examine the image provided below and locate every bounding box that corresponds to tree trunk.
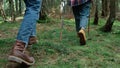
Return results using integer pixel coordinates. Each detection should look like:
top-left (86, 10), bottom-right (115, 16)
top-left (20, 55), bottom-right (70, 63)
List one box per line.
top-left (93, 0), bottom-right (99, 25)
top-left (101, 0), bottom-right (109, 17)
top-left (8, 0), bottom-right (16, 22)
top-left (102, 0), bottom-right (116, 32)
top-left (15, 0), bottom-right (19, 16)
top-left (39, 0), bottom-right (47, 20)
top-left (19, 0), bottom-right (22, 15)
top-left (0, 0), bottom-right (7, 21)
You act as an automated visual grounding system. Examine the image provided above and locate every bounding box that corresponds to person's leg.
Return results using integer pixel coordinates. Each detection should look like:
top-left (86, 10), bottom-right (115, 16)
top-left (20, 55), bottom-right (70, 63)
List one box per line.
top-left (79, 1), bottom-right (91, 29)
top-left (72, 6), bottom-right (80, 32)
top-left (17, 0), bottom-right (42, 45)
top-left (72, 1), bottom-right (91, 45)
top-left (72, 1), bottom-right (91, 31)
top-left (79, 1), bottom-right (91, 45)
top-left (27, 0), bottom-right (42, 45)
top-left (8, 0), bottom-right (42, 65)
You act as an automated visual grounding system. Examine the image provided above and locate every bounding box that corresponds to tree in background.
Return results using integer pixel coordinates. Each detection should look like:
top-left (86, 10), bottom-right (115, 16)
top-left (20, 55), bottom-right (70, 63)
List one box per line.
top-left (93, 0), bottom-right (99, 25)
top-left (0, 0), bottom-right (119, 24)
top-left (116, 0), bottom-right (120, 21)
top-left (0, 0), bottom-right (7, 21)
top-left (39, 0), bottom-right (48, 20)
top-left (18, 0), bottom-right (23, 15)
top-left (101, 0), bottom-right (109, 17)
top-left (102, 0), bottom-right (116, 32)
top-left (8, 0), bottom-right (16, 22)
top-left (39, 0), bottom-right (62, 22)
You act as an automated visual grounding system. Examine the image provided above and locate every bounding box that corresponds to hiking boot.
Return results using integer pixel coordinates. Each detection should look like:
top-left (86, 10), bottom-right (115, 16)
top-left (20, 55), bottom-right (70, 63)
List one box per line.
top-left (78, 29), bottom-right (86, 45)
top-left (8, 40), bottom-right (35, 65)
top-left (28, 36), bottom-right (38, 45)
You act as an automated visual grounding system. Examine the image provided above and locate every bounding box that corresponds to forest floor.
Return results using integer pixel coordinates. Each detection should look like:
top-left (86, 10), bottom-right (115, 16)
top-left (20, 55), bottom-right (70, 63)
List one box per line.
top-left (0, 18), bottom-right (120, 68)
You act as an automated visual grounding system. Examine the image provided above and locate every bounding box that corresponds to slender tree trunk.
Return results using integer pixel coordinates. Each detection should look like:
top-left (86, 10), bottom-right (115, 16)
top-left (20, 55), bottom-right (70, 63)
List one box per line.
top-left (0, 0), bottom-right (7, 21)
top-left (39, 0), bottom-right (47, 20)
top-left (101, 0), bottom-right (109, 17)
top-left (19, 0), bottom-right (22, 15)
top-left (15, 0), bottom-right (19, 16)
top-left (9, 0), bottom-right (16, 22)
top-left (93, 0), bottom-right (99, 25)
top-left (102, 0), bottom-right (116, 32)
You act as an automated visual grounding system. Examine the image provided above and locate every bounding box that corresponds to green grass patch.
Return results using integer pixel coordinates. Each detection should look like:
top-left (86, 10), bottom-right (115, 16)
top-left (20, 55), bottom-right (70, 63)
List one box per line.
top-left (0, 19), bottom-right (120, 68)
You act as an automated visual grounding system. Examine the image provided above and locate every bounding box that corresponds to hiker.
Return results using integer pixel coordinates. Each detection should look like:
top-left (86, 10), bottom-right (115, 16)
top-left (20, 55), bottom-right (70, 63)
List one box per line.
top-left (68, 0), bottom-right (92, 45)
top-left (8, 0), bottom-right (42, 65)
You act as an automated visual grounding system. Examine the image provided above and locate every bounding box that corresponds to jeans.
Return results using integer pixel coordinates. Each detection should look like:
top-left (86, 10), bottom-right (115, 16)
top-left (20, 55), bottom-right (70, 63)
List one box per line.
top-left (72, 1), bottom-right (91, 32)
top-left (17, 0), bottom-right (42, 45)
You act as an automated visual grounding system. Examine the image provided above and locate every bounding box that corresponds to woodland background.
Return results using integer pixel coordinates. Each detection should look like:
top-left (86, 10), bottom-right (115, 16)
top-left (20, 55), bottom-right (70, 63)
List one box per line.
top-left (0, 0), bottom-right (120, 68)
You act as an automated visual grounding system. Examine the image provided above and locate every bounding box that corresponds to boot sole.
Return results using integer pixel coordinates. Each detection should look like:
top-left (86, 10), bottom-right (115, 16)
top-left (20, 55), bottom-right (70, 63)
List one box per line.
top-left (8, 56), bottom-right (35, 65)
top-left (78, 32), bottom-right (86, 45)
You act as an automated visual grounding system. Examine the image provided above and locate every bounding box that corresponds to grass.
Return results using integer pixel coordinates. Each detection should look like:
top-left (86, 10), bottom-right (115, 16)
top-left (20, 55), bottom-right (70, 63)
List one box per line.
top-left (0, 18), bottom-right (120, 68)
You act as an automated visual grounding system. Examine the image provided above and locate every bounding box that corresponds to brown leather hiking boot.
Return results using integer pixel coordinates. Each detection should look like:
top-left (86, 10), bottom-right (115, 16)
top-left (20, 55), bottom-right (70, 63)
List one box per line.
top-left (8, 40), bottom-right (35, 65)
top-left (28, 36), bottom-right (38, 45)
top-left (78, 29), bottom-right (86, 45)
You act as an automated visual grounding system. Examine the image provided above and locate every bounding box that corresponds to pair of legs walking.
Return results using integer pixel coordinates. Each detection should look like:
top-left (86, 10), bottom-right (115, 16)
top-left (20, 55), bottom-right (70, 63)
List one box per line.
top-left (72, 1), bottom-right (91, 45)
top-left (8, 0), bottom-right (42, 65)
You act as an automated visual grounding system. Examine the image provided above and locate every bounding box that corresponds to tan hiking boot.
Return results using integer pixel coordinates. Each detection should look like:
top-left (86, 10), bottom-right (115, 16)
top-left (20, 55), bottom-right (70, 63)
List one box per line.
top-left (8, 40), bottom-right (35, 65)
top-left (78, 29), bottom-right (86, 45)
top-left (28, 36), bottom-right (38, 45)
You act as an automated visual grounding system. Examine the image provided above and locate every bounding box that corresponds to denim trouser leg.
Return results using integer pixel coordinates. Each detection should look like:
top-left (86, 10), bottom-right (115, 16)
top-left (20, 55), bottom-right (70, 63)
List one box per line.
top-left (17, 0), bottom-right (42, 45)
top-left (72, 1), bottom-right (91, 32)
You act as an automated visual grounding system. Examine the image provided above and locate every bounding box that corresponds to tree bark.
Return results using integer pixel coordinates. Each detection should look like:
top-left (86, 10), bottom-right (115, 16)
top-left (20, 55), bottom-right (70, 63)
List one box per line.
top-left (39, 0), bottom-right (47, 20)
top-left (8, 0), bottom-right (16, 22)
top-left (102, 0), bottom-right (116, 32)
top-left (101, 0), bottom-right (109, 17)
top-left (93, 0), bottom-right (99, 25)
top-left (0, 0), bottom-right (7, 21)
top-left (19, 0), bottom-right (22, 15)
